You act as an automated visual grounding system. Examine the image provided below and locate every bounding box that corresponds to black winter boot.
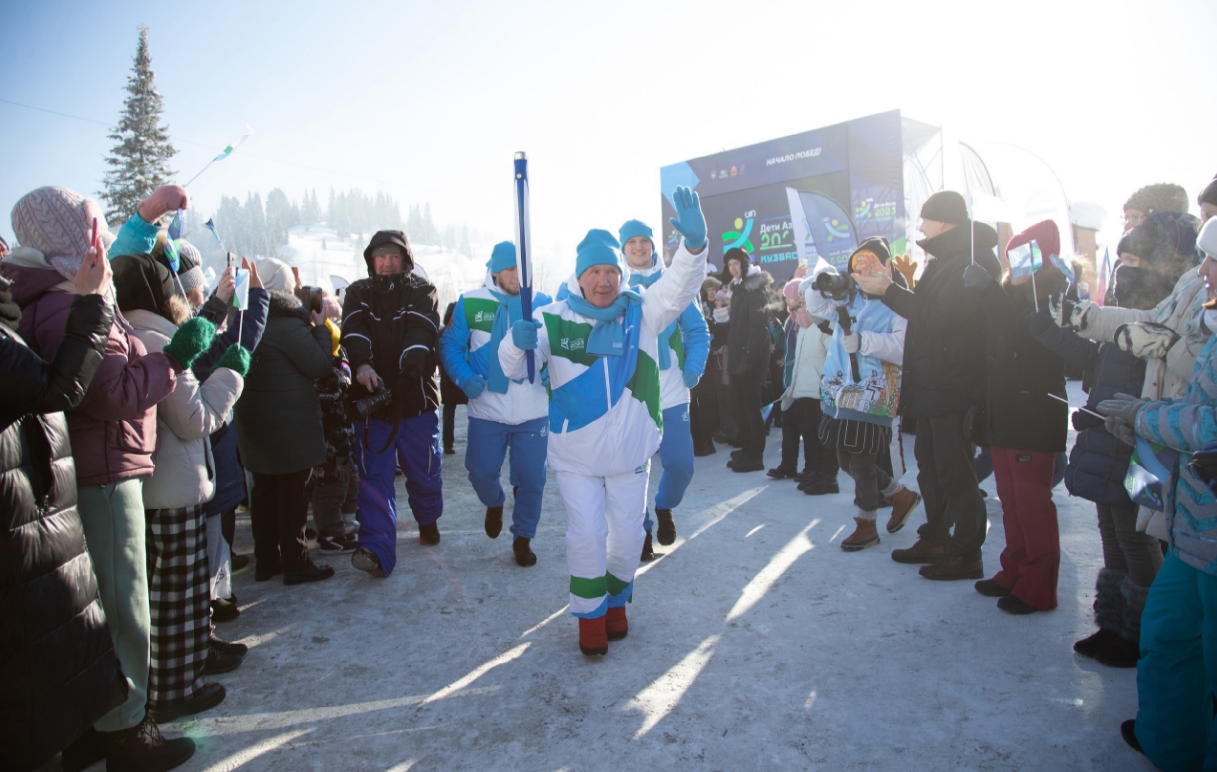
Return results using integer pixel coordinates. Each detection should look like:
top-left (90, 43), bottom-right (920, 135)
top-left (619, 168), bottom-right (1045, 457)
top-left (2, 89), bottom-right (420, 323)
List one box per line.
top-left (419, 522), bottom-right (441, 545)
top-left (484, 505), bottom-right (504, 539)
top-left (1093, 574), bottom-right (1149, 668)
top-left (104, 713), bottom-right (195, 772)
top-left (640, 531), bottom-right (655, 562)
top-left (62, 726), bottom-right (107, 772)
top-left (1077, 568), bottom-right (1126, 659)
top-left (512, 536), bottom-right (537, 567)
top-left (203, 638), bottom-right (244, 675)
top-left (655, 508), bottom-right (677, 546)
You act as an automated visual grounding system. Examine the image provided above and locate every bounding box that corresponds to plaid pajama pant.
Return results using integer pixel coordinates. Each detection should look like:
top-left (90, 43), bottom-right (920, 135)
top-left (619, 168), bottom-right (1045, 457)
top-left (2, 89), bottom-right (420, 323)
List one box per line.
top-left (146, 504), bottom-right (211, 707)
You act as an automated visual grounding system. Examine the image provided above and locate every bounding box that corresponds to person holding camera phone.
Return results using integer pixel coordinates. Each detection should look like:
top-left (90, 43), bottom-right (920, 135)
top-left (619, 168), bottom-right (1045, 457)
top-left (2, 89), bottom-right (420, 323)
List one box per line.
top-left (803, 238), bottom-right (920, 551)
top-left (342, 230), bottom-right (443, 578)
top-left (234, 258), bottom-right (335, 586)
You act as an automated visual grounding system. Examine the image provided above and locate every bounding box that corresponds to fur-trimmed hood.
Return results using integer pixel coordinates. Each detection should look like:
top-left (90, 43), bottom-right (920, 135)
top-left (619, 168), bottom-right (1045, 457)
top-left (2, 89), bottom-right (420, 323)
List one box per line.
top-left (741, 269), bottom-right (773, 293)
top-left (268, 290), bottom-right (311, 322)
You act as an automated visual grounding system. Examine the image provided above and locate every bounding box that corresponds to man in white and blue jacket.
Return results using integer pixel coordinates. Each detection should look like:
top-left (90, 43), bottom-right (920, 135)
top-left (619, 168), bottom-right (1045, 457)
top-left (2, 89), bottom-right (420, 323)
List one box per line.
top-left (438, 242), bottom-right (552, 567)
top-left (500, 187), bottom-right (708, 657)
top-left (619, 219), bottom-right (710, 559)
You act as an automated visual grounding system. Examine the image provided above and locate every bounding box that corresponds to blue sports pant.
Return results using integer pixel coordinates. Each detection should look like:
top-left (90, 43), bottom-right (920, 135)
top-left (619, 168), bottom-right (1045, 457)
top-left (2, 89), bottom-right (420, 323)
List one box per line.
top-left (1135, 551), bottom-right (1217, 771)
top-left (353, 413), bottom-right (443, 576)
top-left (465, 416), bottom-right (548, 539)
top-left (645, 403), bottom-right (695, 532)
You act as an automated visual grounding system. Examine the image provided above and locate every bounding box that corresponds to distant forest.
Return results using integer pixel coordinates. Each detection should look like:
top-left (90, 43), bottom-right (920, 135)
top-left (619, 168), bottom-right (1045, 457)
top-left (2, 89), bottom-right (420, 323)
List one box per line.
top-left (182, 187), bottom-right (485, 261)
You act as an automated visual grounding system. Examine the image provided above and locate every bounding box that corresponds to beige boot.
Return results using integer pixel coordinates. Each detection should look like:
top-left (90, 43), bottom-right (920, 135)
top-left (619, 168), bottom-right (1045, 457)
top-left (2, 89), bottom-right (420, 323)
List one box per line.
top-left (842, 516), bottom-right (880, 552)
top-left (885, 486), bottom-right (922, 533)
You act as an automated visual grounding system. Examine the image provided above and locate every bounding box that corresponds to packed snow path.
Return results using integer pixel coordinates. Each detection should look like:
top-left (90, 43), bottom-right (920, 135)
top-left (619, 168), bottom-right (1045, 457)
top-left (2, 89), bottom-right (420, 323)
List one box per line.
top-left (122, 383), bottom-right (1151, 771)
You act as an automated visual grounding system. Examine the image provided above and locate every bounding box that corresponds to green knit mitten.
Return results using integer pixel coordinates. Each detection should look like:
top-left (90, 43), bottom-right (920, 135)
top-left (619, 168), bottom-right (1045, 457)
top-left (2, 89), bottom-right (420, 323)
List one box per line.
top-left (163, 317), bottom-right (217, 371)
top-left (211, 343), bottom-right (251, 377)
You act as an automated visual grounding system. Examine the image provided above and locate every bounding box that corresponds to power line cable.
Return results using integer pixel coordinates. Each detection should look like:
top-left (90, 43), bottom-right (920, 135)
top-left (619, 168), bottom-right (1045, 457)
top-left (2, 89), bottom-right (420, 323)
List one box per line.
top-left (0, 96), bottom-right (396, 186)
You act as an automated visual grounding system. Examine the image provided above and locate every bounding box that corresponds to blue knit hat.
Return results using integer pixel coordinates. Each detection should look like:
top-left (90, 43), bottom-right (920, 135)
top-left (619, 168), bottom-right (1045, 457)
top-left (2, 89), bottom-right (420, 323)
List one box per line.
top-left (618, 219), bottom-right (656, 266)
top-left (487, 241), bottom-right (517, 274)
top-left (575, 229), bottom-right (623, 279)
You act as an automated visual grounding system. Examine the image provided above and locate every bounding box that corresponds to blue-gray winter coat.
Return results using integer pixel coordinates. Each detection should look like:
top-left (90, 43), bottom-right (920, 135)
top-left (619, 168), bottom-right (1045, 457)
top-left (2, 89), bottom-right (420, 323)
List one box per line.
top-left (1136, 334), bottom-right (1217, 574)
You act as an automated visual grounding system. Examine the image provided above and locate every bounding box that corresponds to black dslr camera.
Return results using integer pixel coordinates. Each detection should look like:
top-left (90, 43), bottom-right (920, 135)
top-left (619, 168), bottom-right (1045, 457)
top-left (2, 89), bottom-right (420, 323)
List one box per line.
top-left (815, 271), bottom-right (855, 301)
top-left (353, 385), bottom-right (393, 420)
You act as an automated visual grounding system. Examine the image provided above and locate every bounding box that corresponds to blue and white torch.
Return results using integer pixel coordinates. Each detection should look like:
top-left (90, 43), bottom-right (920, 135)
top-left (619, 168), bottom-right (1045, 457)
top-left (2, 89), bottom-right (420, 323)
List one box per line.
top-left (514, 151), bottom-right (536, 382)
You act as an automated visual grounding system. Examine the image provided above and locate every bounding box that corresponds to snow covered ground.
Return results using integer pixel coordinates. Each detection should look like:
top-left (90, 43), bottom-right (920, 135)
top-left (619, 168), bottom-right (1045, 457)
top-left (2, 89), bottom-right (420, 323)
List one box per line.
top-left (103, 381), bottom-right (1154, 772)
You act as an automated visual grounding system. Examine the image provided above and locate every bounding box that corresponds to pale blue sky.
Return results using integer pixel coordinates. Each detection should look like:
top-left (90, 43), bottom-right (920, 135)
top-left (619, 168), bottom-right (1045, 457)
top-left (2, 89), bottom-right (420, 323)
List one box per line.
top-left (2, 0), bottom-right (1214, 268)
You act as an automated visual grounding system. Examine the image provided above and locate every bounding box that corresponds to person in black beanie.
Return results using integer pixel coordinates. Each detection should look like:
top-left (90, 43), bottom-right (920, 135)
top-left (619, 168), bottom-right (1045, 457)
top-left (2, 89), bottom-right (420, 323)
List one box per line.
top-left (853, 190), bottom-right (1000, 581)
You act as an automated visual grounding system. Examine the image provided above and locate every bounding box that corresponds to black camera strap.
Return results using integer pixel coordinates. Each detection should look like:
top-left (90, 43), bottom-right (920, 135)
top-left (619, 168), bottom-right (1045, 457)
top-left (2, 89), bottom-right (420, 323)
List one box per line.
top-left (363, 416), bottom-right (400, 456)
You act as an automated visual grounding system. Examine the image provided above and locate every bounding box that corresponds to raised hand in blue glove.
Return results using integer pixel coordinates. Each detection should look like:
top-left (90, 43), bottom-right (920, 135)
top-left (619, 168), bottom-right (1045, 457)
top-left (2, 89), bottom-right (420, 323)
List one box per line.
top-left (460, 373), bottom-right (487, 400)
top-left (668, 186), bottom-right (707, 250)
top-left (511, 319), bottom-right (542, 350)
top-left (683, 368), bottom-right (701, 389)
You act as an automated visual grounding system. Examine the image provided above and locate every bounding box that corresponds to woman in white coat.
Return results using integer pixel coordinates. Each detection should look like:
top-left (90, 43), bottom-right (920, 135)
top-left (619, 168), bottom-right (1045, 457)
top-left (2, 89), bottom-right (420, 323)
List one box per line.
top-left (111, 253), bottom-right (248, 724)
top-left (774, 276), bottom-right (839, 493)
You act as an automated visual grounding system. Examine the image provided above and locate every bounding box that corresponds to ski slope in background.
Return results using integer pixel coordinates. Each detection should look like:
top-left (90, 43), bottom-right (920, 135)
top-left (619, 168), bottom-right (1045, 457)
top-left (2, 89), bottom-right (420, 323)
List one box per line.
top-left (278, 223), bottom-right (489, 312)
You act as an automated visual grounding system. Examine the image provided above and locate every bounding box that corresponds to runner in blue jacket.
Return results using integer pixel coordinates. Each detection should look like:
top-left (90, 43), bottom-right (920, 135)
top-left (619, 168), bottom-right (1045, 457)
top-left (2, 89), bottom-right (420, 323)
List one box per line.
top-left (619, 219), bottom-right (710, 559)
top-left (439, 242), bottom-right (552, 567)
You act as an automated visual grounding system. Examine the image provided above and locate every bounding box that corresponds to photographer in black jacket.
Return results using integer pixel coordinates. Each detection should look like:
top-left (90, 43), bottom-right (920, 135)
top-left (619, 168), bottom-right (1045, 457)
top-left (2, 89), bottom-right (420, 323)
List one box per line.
top-left (342, 230), bottom-right (443, 578)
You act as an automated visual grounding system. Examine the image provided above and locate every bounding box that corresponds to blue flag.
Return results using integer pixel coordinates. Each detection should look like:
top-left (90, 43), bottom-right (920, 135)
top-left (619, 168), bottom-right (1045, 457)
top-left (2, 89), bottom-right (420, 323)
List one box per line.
top-left (1008, 240), bottom-right (1043, 282)
top-left (1125, 436), bottom-right (1179, 512)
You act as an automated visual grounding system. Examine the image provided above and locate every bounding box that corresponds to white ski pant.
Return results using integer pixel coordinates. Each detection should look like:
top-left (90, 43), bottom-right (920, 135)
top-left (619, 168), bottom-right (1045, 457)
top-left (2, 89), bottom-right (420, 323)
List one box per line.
top-left (556, 462), bottom-right (649, 618)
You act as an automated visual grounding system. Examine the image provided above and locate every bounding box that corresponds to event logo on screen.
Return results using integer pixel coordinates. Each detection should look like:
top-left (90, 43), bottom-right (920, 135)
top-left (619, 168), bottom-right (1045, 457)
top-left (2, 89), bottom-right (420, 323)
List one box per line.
top-left (823, 217), bottom-right (851, 242)
top-left (719, 209), bottom-right (796, 264)
top-left (721, 212), bottom-right (755, 254)
top-left (852, 188), bottom-right (900, 239)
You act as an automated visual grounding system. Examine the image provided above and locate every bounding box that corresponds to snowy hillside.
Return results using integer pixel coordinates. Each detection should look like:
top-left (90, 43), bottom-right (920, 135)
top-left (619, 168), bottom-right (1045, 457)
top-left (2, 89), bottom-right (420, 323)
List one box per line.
top-left (278, 223), bottom-right (491, 311)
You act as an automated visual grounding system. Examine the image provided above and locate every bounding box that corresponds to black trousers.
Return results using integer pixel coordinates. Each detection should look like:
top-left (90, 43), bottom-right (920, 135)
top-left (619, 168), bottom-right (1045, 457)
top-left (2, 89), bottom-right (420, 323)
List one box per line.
top-left (690, 386), bottom-right (719, 450)
top-left (914, 412), bottom-right (986, 559)
top-left (730, 372), bottom-right (765, 459)
top-left (780, 398), bottom-right (838, 476)
top-left (250, 469), bottom-right (312, 573)
top-left (442, 402), bottom-right (457, 449)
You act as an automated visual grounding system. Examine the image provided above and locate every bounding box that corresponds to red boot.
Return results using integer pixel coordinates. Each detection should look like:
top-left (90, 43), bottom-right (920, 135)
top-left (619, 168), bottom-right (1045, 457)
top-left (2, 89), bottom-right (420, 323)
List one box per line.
top-left (606, 606), bottom-right (628, 641)
top-left (579, 616), bottom-right (608, 656)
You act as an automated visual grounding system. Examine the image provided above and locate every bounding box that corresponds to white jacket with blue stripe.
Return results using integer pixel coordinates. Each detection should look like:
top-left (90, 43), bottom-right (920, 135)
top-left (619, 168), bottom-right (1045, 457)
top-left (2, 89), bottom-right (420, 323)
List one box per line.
top-left (438, 273), bottom-right (551, 426)
top-left (498, 241), bottom-right (707, 477)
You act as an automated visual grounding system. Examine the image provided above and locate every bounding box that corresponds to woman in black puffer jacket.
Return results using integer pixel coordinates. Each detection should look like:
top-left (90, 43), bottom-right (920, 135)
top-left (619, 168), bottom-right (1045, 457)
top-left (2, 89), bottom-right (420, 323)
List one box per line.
top-left (0, 267), bottom-right (128, 771)
top-left (234, 288), bottom-right (334, 586)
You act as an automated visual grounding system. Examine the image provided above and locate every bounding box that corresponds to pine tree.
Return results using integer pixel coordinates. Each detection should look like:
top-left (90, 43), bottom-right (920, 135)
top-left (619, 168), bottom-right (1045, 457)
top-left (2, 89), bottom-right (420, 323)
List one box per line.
top-left (460, 226), bottom-right (472, 257)
top-left (423, 203), bottom-right (437, 244)
top-left (406, 205), bottom-right (422, 242)
top-left (100, 26), bottom-right (178, 225)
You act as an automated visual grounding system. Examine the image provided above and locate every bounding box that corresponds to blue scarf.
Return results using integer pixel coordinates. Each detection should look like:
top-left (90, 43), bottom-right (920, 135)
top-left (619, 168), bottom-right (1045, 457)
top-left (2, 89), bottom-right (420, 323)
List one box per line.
top-left (627, 267), bottom-right (675, 369)
top-left (566, 288), bottom-right (642, 357)
top-left (485, 288), bottom-right (523, 393)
